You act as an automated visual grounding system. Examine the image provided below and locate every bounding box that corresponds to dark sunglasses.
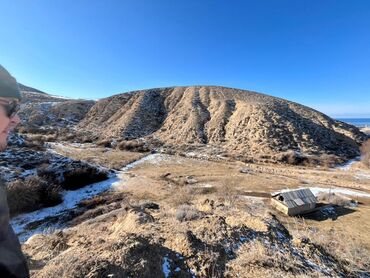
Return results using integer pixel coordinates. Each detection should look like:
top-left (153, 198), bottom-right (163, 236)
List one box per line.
top-left (0, 100), bottom-right (20, 118)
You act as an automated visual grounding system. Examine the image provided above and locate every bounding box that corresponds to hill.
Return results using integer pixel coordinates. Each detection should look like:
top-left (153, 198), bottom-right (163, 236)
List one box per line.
top-left (78, 86), bottom-right (366, 162)
top-left (17, 84), bottom-right (95, 133)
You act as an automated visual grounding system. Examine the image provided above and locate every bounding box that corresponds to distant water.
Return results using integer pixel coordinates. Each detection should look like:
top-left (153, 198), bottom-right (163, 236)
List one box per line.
top-left (336, 118), bottom-right (370, 128)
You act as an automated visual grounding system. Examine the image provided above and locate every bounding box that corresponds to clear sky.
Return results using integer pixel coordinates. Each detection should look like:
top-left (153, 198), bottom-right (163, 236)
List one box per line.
top-left (1, 0), bottom-right (369, 117)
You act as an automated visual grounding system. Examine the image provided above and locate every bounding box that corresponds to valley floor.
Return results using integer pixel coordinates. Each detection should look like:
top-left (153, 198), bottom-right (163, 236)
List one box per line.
top-left (19, 143), bottom-right (370, 277)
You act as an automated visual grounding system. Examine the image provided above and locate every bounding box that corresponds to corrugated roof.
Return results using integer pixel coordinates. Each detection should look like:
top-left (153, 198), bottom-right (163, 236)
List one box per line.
top-left (272, 188), bottom-right (316, 208)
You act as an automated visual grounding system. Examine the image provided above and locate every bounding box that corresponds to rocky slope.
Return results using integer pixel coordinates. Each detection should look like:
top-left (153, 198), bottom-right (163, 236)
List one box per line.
top-left (17, 84), bottom-right (95, 132)
top-left (79, 86), bottom-right (366, 161)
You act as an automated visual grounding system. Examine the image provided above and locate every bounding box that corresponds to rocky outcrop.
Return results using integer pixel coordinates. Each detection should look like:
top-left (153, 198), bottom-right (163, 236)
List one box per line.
top-left (17, 86), bottom-right (95, 130)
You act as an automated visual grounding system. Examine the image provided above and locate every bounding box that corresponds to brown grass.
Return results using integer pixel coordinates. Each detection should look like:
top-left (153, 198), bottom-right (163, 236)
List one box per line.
top-left (288, 219), bottom-right (370, 275)
top-left (175, 204), bottom-right (201, 222)
top-left (117, 140), bottom-right (149, 152)
top-left (51, 143), bottom-right (147, 170)
top-left (6, 176), bottom-right (62, 215)
top-left (360, 139), bottom-right (370, 167)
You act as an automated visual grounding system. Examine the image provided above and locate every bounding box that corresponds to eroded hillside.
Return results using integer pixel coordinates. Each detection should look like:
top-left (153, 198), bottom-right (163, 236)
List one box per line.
top-left (79, 86), bottom-right (366, 162)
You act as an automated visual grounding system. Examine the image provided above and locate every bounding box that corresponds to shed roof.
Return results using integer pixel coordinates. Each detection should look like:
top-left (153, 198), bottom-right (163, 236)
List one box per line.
top-left (272, 188), bottom-right (316, 208)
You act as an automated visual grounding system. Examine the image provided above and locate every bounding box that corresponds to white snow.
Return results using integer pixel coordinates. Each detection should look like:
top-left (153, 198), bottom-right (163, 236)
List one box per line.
top-left (273, 187), bottom-right (370, 198)
top-left (336, 157), bottom-right (360, 170)
top-left (11, 153), bottom-right (158, 243)
top-left (11, 175), bottom-right (119, 243)
top-left (306, 187), bottom-right (370, 198)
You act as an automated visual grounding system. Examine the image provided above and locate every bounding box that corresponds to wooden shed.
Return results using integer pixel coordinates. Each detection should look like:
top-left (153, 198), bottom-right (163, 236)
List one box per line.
top-left (271, 188), bottom-right (316, 216)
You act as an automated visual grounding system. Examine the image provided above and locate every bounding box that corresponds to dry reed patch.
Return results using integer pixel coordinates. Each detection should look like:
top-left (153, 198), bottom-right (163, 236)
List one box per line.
top-left (175, 204), bottom-right (201, 222)
top-left (6, 176), bottom-right (62, 215)
top-left (110, 209), bottom-right (154, 235)
top-left (360, 139), bottom-right (370, 168)
top-left (51, 143), bottom-right (146, 169)
top-left (226, 240), bottom-right (311, 277)
top-left (225, 213), bottom-right (268, 232)
top-left (287, 217), bottom-right (370, 275)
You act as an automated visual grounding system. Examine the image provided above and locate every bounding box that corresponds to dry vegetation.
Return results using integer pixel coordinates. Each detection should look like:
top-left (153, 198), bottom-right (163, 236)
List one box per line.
top-left (21, 154), bottom-right (370, 277)
top-left (360, 139), bottom-right (370, 167)
top-left (78, 86), bottom-right (366, 163)
top-left (50, 143), bottom-right (147, 170)
top-left (7, 176), bottom-right (61, 216)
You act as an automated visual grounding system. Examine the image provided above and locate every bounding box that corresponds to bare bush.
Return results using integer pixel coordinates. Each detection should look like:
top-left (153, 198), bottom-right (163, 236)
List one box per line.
top-left (117, 140), bottom-right (149, 152)
top-left (170, 187), bottom-right (193, 207)
top-left (360, 139), bottom-right (370, 167)
top-left (96, 139), bottom-right (112, 148)
top-left (289, 219), bottom-right (370, 275)
top-left (218, 180), bottom-right (238, 207)
top-left (175, 205), bottom-right (200, 222)
top-left (6, 176), bottom-right (62, 215)
top-left (62, 167), bottom-right (108, 190)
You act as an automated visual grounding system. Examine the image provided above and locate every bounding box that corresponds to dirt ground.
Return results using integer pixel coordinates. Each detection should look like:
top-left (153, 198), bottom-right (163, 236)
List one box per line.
top-left (115, 154), bottom-right (370, 249)
top-left (22, 151), bottom-right (370, 277)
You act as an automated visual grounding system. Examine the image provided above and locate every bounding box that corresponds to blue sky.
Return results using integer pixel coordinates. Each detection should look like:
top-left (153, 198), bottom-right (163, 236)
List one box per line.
top-left (1, 0), bottom-right (369, 117)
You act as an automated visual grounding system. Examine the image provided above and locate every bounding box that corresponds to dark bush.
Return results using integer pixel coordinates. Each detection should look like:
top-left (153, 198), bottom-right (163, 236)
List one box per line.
top-left (117, 140), bottom-right (149, 152)
top-left (62, 167), bottom-right (108, 190)
top-left (96, 140), bottom-right (112, 148)
top-left (6, 176), bottom-right (62, 216)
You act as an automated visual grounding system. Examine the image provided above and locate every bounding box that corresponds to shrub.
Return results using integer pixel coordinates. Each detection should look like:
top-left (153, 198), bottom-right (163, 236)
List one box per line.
top-left (171, 187), bottom-right (193, 206)
top-left (6, 177), bottom-right (42, 215)
top-left (360, 139), bottom-right (370, 167)
top-left (96, 140), bottom-right (112, 148)
top-left (218, 180), bottom-right (238, 207)
top-left (117, 140), bottom-right (149, 152)
top-left (6, 176), bottom-right (62, 215)
top-left (175, 205), bottom-right (200, 222)
top-left (62, 167), bottom-right (108, 190)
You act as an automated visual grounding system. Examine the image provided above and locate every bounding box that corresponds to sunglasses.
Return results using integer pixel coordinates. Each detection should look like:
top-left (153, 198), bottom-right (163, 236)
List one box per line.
top-left (0, 100), bottom-right (20, 118)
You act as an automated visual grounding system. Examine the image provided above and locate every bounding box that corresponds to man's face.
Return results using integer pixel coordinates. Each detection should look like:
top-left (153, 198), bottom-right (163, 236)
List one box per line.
top-left (0, 98), bottom-right (20, 151)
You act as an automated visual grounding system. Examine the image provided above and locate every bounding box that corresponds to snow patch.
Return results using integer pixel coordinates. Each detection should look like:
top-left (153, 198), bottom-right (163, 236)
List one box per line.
top-left (11, 153), bottom-right (159, 242)
top-left (336, 157), bottom-right (360, 170)
top-left (11, 175), bottom-right (119, 243)
top-left (307, 187), bottom-right (370, 198)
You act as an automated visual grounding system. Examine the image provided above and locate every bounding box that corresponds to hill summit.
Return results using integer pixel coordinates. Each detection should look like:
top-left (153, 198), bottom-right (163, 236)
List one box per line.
top-left (78, 86), bottom-right (366, 162)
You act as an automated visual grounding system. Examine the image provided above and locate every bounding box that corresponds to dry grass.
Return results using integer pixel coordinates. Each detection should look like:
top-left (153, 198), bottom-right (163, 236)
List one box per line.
top-left (6, 176), bottom-right (62, 215)
top-left (175, 204), bottom-right (200, 222)
top-left (117, 140), bottom-right (149, 152)
top-left (21, 153), bottom-right (370, 277)
top-left (360, 139), bottom-right (370, 168)
top-left (51, 143), bottom-right (147, 170)
top-left (288, 218), bottom-right (370, 275)
top-left (226, 240), bottom-right (308, 278)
